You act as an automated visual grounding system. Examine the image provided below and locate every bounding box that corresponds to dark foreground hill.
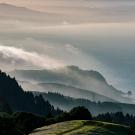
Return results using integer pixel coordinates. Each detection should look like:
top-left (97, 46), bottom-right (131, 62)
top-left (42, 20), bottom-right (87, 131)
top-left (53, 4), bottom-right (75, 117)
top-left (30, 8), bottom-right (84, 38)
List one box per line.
top-left (0, 71), bottom-right (60, 115)
top-left (0, 97), bottom-right (12, 113)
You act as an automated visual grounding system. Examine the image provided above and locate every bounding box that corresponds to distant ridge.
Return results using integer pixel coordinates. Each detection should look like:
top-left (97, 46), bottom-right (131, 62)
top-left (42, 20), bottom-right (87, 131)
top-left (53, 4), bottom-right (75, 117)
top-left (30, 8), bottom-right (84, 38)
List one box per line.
top-left (0, 3), bottom-right (47, 14)
top-left (10, 66), bottom-right (133, 104)
top-left (33, 91), bottom-right (135, 115)
top-left (0, 2), bottom-right (61, 23)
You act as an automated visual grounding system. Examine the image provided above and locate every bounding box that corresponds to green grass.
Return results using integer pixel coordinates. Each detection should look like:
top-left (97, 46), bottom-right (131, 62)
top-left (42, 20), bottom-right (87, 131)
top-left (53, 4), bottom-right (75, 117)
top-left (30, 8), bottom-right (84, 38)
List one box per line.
top-left (30, 120), bottom-right (131, 135)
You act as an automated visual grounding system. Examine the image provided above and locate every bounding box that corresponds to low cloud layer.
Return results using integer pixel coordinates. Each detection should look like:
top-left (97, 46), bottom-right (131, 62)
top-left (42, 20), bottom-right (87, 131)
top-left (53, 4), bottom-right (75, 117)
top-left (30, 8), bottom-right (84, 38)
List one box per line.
top-left (0, 45), bottom-right (64, 70)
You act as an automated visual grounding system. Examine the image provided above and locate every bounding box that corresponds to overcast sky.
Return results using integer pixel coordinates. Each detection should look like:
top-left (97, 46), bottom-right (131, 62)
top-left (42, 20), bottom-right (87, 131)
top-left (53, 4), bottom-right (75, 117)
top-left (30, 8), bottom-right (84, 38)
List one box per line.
top-left (0, 0), bottom-right (135, 92)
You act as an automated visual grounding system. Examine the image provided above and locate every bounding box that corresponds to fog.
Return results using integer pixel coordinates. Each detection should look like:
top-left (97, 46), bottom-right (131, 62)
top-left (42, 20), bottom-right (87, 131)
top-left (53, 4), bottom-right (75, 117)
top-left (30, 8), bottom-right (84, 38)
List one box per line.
top-left (0, 1), bottom-right (135, 92)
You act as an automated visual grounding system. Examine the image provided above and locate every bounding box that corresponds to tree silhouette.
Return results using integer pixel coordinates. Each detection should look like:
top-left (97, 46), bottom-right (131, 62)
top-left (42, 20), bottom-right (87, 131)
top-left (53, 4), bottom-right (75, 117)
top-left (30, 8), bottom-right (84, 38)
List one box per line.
top-left (0, 71), bottom-right (62, 116)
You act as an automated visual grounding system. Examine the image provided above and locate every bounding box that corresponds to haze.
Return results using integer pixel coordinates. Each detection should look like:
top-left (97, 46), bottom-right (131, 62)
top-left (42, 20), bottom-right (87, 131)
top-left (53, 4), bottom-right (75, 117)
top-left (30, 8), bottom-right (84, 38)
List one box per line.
top-left (0, 0), bottom-right (135, 92)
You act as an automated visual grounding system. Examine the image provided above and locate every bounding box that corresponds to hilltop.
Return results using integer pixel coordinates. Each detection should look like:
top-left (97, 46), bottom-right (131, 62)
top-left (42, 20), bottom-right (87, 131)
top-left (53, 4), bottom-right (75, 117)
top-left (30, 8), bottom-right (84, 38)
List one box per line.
top-left (30, 120), bottom-right (131, 135)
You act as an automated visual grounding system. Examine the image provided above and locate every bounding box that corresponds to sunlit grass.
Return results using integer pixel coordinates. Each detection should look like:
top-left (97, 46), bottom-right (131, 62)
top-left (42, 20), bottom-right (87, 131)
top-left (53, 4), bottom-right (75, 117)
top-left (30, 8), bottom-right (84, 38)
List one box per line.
top-left (30, 120), bottom-right (130, 135)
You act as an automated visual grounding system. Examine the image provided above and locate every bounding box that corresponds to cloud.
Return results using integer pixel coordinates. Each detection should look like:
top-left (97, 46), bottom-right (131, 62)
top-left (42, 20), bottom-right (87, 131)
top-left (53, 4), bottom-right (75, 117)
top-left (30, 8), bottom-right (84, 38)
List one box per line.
top-left (0, 45), bottom-right (64, 70)
top-left (65, 44), bottom-right (79, 54)
top-left (1, 1), bottom-right (135, 25)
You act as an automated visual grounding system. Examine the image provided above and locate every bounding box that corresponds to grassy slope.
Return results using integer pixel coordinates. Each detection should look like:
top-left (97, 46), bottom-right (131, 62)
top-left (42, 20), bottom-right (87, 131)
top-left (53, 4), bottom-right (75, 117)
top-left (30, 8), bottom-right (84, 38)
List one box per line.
top-left (30, 120), bottom-right (130, 135)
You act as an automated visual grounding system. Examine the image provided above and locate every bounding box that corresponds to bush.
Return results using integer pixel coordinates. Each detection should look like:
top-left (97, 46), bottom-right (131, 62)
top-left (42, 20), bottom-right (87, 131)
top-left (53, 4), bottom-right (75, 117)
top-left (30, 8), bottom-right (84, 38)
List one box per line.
top-left (69, 106), bottom-right (92, 120)
top-left (56, 106), bottom-right (92, 122)
top-left (0, 115), bottom-right (23, 135)
top-left (13, 112), bottom-right (46, 135)
top-left (56, 112), bottom-right (71, 122)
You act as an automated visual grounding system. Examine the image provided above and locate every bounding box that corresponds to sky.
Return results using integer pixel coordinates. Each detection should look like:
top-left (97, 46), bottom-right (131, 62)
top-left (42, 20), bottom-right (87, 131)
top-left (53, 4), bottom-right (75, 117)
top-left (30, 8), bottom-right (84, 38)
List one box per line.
top-left (0, 0), bottom-right (135, 92)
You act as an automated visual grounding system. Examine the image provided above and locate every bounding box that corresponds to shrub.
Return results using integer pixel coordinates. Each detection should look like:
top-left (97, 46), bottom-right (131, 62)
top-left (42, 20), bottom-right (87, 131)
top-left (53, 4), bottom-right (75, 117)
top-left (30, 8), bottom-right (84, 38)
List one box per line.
top-left (13, 112), bottom-right (46, 135)
top-left (69, 106), bottom-right (92, 120)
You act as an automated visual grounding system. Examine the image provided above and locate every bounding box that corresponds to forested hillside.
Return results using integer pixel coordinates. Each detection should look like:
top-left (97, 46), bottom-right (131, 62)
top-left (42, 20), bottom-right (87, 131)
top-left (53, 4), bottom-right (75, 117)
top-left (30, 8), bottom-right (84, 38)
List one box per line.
top-left (0, 71), bottom-right (61, 115)
top-left (34, 91), bottom-right (135, 115)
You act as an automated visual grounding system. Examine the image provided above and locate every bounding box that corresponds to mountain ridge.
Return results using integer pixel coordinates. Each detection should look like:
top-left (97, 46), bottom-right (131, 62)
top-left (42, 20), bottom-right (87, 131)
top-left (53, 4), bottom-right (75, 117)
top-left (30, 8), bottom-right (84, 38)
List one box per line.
top-left (0, 3), bottom-right (51, 15)
top-left (0, 3), bottom-right (61, 23)
top-left (38, 82), bottom-right (116, 102)
top-left (9, 66), bottom-right (133, 104)
top-left (33, 91), bottom-right (135, 115)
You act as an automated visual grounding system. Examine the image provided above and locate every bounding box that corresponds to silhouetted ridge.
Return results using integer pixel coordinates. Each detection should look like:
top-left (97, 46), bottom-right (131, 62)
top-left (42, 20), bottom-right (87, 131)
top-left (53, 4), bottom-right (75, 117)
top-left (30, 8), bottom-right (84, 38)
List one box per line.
top-left (10, 66), bottom-right (129, 104)
top-left (66, 65), bottom-right (106, 82)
